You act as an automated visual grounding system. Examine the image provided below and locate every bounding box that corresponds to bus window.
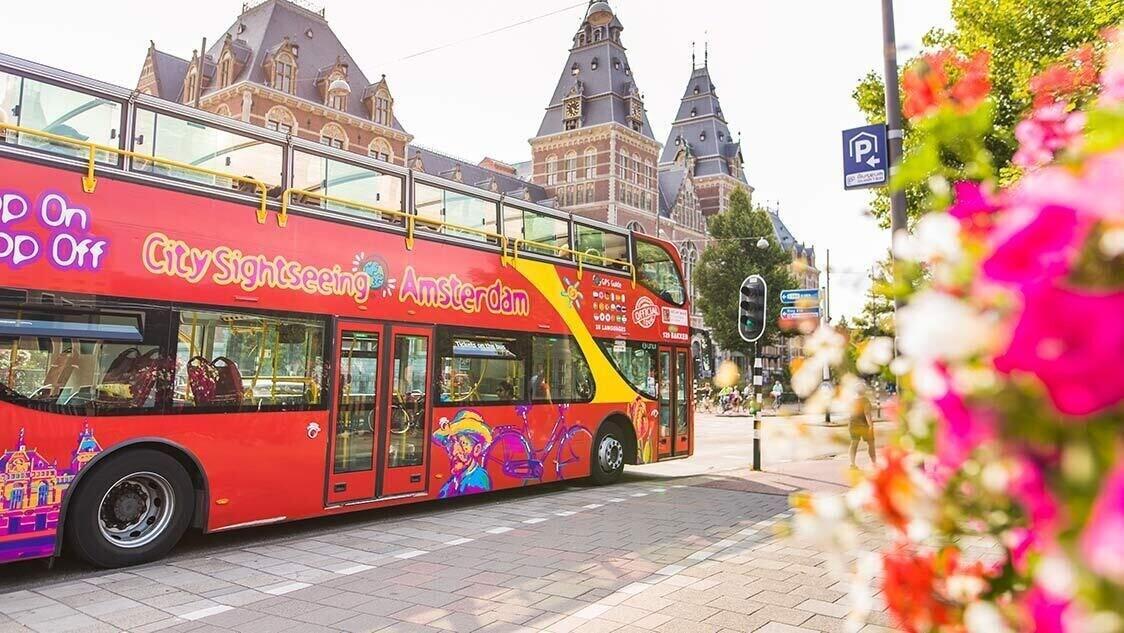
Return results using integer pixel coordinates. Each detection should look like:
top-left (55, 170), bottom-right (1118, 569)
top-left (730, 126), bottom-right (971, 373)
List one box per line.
top-left (132, 109), bottom-right (282, 191)
top-left (437, 330), bottom-right (526, 405)
top-left (596, 339), bottom-right (658, 398)
top-left (174, 310), bottom-right (326, 411)
top-left (0, 72), bottom-right (121, 164)
top-left (530, 336), bottom-right (592, 403)
top-left (413, 183), bottom-right (497, 243)
top-left (574, 223), bottom-right (629, 270)
top-left (504, 205), bottom-right (570, 257)
top-left (634, 240), bottom-right (686, 305)
top-left (0, 306), bottom-right (172, 414)
top-left (291, 150), bottom-right (404, 221)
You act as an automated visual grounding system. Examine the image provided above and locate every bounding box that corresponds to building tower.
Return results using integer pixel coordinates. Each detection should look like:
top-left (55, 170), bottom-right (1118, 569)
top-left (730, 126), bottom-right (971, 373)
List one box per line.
top-left (528, 0), bottom-right (661, 232)
top-left (659, 51), bottom-right (752, 218)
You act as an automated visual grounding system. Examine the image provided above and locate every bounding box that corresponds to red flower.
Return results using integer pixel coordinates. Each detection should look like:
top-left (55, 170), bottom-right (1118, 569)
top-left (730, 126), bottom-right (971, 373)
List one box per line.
top-left (870, 448), bottom-right (915, 531)
top-left (903, 49), bottom-right (991, 120)
top-left (882, 545), bottom-right (986, 633)
top-left (1029, 44), bottom-right (1099, 109)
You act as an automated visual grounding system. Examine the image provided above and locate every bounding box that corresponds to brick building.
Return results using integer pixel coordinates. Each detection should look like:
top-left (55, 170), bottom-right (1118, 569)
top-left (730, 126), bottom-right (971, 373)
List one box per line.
top-left (136, 0), bottom-right (411, 165)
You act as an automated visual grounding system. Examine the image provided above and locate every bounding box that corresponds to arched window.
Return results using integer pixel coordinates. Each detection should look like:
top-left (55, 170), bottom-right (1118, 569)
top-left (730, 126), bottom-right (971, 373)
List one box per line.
top-left (10, 487), bottom-right (23, 508)
top-left (37, 482), bottom-right (49, 506)
top-left (273, 53), bottom-right (296, 93)
top-left (219, 53), bottom-right (233, 88)
top-left (632, 153), bottom-right (641, 184)
top-left (546, 155), bottom-right (558, 186)
top-left (626, 220), bottom-right (645, 234)
top-left (681, 242), bottom-right (699, 304)
top-left (326, 73), bottom-right (348, 110)
top-left (564, 151), bottom-right (577, 183)
top-left (214, 104), bottom-right (232, 118)
top-left (584, 147), bottom-right (597, 179)
top-left (368, 137), bottom-right (393, 162)
top-left (618, 150), bottom-right (627, 179)
top-left (265, 105), bottom-right (297, 134)
top-left (183, 70), bottom-right (198, 105)
top-left (319, 122), bottom-right (348, 150)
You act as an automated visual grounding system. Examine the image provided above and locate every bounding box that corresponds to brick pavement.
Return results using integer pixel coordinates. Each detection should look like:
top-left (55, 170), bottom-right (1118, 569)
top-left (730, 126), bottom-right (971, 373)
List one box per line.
top-left (0, 467), bottom-right (898, 633)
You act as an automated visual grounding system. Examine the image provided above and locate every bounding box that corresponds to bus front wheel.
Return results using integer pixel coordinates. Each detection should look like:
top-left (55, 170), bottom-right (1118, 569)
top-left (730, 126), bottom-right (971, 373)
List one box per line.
top-left (66, 449), bottom-right (194, 568)
top-left (590, 422), bottom-right (625, 486)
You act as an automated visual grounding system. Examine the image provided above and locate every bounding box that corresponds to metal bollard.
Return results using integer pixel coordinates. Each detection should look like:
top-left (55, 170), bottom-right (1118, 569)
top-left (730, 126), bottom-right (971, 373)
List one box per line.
top-left (752, 409), bottom-right (762, 471)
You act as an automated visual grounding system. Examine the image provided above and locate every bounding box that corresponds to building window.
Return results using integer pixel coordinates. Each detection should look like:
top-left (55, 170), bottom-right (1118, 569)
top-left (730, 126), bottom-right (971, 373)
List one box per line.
top-left (273, 55), bottom-right (295, 93)
top-left (327, 92), bottom-right (347, 111)
top-left (546, 155), bottom-right (558, 186)
top-left (319, 123), bottom-right (347, 150)
top-left (183, 71), bottom-right (198, 104)
top-left (586, 183), bottom-right (594, 202)
top-left (368, 138), bottom-right (393, 162)
top-left (565, 152), bottom-right (577, 183)
top-left (584, 148), bottom-right (596, 179)
top-left (265, 106), bottom-right (297, 135)
top-left (219, 55), bottom-right (233, 88)
top-left (374, 94), bottom-right (391, 126)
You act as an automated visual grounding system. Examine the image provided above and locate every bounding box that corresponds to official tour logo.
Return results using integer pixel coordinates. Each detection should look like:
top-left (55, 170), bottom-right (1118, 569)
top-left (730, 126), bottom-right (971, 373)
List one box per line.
top-left (632, 296), bottom-right (659, 328)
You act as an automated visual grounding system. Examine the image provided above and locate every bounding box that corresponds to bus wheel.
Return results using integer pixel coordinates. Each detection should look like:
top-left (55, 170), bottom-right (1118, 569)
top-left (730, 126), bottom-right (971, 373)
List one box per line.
top-left (66, 449), bottom-right (194, 568)
top-left (590, 422), bottom-right (625, 485)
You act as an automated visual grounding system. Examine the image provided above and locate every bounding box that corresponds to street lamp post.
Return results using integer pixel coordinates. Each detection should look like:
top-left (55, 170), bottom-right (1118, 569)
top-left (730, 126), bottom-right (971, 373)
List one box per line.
top-left (881, 0), bottom-right (908, 308)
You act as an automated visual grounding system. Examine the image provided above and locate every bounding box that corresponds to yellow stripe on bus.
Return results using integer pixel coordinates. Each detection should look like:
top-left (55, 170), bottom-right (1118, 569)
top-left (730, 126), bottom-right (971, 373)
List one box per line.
top-left (512, 259), bottom-right (639, 405)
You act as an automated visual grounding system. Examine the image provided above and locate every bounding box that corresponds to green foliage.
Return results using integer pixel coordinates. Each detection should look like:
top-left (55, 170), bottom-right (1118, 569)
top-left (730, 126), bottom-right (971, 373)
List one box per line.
top-left (853, 0), bottom-right (1124, 225)
top-left (851, 253), bottom-right (895, 339)
top-left (694, 188), bottom-right (797, 360)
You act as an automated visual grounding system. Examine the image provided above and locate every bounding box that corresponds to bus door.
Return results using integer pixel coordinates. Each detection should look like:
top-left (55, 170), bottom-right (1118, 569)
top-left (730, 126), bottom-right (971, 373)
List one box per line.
top-left (657, 346), bottom-right (690, 458)
top-left (326, 322), bottom-right (432, 504)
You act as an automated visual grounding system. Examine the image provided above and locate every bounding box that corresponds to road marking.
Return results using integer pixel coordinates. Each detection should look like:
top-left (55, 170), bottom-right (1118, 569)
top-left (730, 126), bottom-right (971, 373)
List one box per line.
top-left (181, 605), bottom-right (233, 621)
top-left (261, 582), bottom-right (309, 596)
top-left (630, 492), bottom-right (648, 497)
top-left (334, 564), bottom-right (374, 575)
top-left (523, 518), bottom-right (547, 524)
top-left (607, 498), bottom-right (625, 503)
top-left (485, 527), bottom-right (514, 534)
top-left (582, 503), bottom-right (603, 509)
top-left (650, 487), bottom-right (666, 492)
top-left (555, 510), bottom-right (577, 516)
top-left (444, 537), bottom-right (474, 545)
top-left (393, 549), bottom-right (429, 559)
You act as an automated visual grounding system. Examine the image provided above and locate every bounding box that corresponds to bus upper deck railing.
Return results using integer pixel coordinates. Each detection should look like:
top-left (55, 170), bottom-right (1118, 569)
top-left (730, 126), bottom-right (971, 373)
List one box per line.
top-left (2, 106), bottom-right (651, 287)
top-left (0, 122), bottom-right (271, 223)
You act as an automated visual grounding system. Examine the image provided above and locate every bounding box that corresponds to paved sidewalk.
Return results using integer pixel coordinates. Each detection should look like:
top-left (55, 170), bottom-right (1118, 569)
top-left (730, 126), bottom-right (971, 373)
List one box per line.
top-left (0, 461), bottom-right (895, 633)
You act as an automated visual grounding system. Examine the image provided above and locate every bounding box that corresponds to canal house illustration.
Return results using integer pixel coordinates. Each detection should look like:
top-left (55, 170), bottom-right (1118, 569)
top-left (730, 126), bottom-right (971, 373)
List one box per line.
top-left (0, 425), bottom-right (102, 535)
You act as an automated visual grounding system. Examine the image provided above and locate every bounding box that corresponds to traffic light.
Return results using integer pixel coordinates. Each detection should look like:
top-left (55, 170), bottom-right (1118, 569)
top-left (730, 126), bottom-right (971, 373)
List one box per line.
top-left (738, 275), bottom-right (767, 343)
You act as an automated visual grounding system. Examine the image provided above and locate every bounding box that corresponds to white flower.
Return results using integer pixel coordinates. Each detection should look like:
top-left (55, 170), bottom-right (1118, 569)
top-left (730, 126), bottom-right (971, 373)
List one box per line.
top-left (792, 355), bottom-right (827, 398)
top-left (965, 602), bottom-right (1010, 633)
top-left (911, 361), bottom-right (949, 399)
top-left (1037, 555), bottom-right (1077, 599)
top-left (805, 325), bottom-right (847, 366)
top-left (898, 291), bottom-right (994, 364)
top-left (947, 574), bottom-right (987, 602)
top-left (1101, 226), bottom-right (1124, 258)
top-left (916, 212), bottom-right (963, 263)
top-left (856, 337), bottom-right (894, 375)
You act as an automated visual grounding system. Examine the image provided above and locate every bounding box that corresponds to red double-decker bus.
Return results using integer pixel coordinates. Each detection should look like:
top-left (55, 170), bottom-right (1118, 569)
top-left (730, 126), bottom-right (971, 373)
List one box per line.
top-left (0, 53), bottom-right (694, 568)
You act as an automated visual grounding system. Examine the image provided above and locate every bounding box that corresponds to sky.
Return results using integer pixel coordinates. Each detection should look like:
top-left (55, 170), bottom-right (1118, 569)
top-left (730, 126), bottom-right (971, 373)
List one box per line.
top-left (3, 0), bottom-right (952, 319)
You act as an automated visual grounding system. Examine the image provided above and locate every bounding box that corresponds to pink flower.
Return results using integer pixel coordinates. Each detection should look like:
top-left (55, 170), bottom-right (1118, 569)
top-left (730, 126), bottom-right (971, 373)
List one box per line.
top-left (1080, 461), bottom-right (1124, 583)
top-left (948, 181), bottom-right (1001, 234)
top-left (982, 205), bottom-right (1089, 286)
top-left (1102, 29), bottom-right (1124, 104)
top-left (932, 389), bottom-right (995, 476)
top-left (994, 283), bottom-right (1124, 416)
top-left (1079, 148), bottom-right (1124, 221)
top-left (1002, 527), bottom-right (1034, 573)
top-left (1013, 104), bottom-right (1086, 169)
top-left (1021, 585), bottom-right (1071, 633)
top-left (1008, 456), bottom-right (1061, 537)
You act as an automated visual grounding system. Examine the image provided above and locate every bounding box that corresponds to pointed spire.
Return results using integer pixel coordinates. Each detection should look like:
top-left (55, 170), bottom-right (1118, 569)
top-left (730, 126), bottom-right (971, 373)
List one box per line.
top-left (691, 41), bottom-right (696, 70)
top-left (704, 37), bottom-right (709, 67)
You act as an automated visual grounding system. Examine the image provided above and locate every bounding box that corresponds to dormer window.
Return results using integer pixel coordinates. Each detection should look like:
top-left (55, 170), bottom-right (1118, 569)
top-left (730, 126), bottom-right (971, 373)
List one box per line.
top-left (183, 70), bottom-right (198, 104)
top-left (699, 131), bottom-right (706, 141)
top-left (594, 28), bottom-right (603, 42)
top-left (571, 63), bottom-right (580, 76)
top-left (690, 108), bottom-right (697, 117)
top-left (693, 85), bottom-right (700, 95)
top-left (219, 54), bottom-right (233, 88)
top-left (591, 57), bottom-right (598, 70)
top-left (273, 54), bottom-right (295, 93)
top-left (613, 58), bottom-right (621, 70)
top-left (328, 92), bottom-right (346, 110)
top-left (374, 94), bottom-right (390, 126)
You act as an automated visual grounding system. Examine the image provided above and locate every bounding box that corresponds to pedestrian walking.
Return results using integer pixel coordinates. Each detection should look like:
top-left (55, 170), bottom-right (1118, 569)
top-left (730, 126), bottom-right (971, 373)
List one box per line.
top-left (848, 386), bottom-right (876, 469)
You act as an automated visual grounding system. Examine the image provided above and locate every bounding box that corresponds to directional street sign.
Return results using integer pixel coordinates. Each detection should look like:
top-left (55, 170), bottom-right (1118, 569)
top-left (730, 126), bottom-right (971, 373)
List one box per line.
top-left (780, 288), bottom-right (821, 304)
top-left (780, 307), bottom-right (821, 319)
top-left (842, 124), bottom-right (888, 190)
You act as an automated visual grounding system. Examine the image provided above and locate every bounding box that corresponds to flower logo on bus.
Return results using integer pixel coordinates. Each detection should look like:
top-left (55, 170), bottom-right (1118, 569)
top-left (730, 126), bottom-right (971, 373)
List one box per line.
top-left (352, 252), bottom-right (396, 298)
top-left (561, 277), bottom-right (584, 310)
top-left (632, 296), bottom-right (659, 328)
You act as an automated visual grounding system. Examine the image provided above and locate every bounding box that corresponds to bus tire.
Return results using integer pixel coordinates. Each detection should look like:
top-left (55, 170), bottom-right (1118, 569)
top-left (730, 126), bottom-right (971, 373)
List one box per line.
top-left (65, 448), bottom-right (193, 568)
top-left (590, 422), bottom-right (625, 486)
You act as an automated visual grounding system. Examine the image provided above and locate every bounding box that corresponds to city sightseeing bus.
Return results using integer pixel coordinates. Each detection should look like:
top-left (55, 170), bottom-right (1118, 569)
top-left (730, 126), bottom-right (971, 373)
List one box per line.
top-left (0, 53), bottom-right (693, 568)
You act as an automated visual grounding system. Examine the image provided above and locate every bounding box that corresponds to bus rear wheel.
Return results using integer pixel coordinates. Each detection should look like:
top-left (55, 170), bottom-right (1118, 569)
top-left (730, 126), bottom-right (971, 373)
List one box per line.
top-left (66, 449), bottom-right (194, 568)
top-left (590, 422), bottom-right (625, 486)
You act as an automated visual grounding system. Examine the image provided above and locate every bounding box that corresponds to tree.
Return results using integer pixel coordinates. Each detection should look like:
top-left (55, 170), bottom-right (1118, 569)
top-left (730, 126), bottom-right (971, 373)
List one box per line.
top-left (694, 188), bottom-right (797, 361)
top-left (851, 253), bottom-right (895, 339)
top-left (853, 0), bottom-right (1124, 226)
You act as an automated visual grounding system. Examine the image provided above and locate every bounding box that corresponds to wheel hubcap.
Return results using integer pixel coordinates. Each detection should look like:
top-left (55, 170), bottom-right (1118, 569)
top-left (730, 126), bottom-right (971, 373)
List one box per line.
top-left (98, 472), bottom-right (174, 549)
top-left (598, 436), bottom-right (624, 473)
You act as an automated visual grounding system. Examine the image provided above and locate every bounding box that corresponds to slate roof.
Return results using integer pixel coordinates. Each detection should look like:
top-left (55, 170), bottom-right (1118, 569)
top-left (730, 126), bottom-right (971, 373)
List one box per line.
top-left (659, 64), bottom-right (747, 183)
top-left (150, 49), bottom-right (190, 102)
top-left (408, 147), bottom-right (553, 204)
top-left (766, 208), bottom-right (814, 260)
top-left (536, 1), bottom-right (655, 138)
top-left (146, 0), bottom-right (406, 133)
top-left (657, 167), bottom-right (687, 218)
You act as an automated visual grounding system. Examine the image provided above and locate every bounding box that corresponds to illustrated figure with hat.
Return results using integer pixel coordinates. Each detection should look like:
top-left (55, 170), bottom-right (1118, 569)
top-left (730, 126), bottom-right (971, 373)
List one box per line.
top-left (432, 410), bottom-right (493, 498)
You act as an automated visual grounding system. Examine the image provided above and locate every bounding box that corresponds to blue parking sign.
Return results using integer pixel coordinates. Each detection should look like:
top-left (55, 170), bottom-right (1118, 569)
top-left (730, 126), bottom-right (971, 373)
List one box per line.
top-left (842, 124), bottom-right (888, 190)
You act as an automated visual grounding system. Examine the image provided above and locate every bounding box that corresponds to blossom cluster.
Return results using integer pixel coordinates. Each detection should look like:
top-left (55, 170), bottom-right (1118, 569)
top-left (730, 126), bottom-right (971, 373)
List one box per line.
top-left (791, 30), bottom-right (1124, 633)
